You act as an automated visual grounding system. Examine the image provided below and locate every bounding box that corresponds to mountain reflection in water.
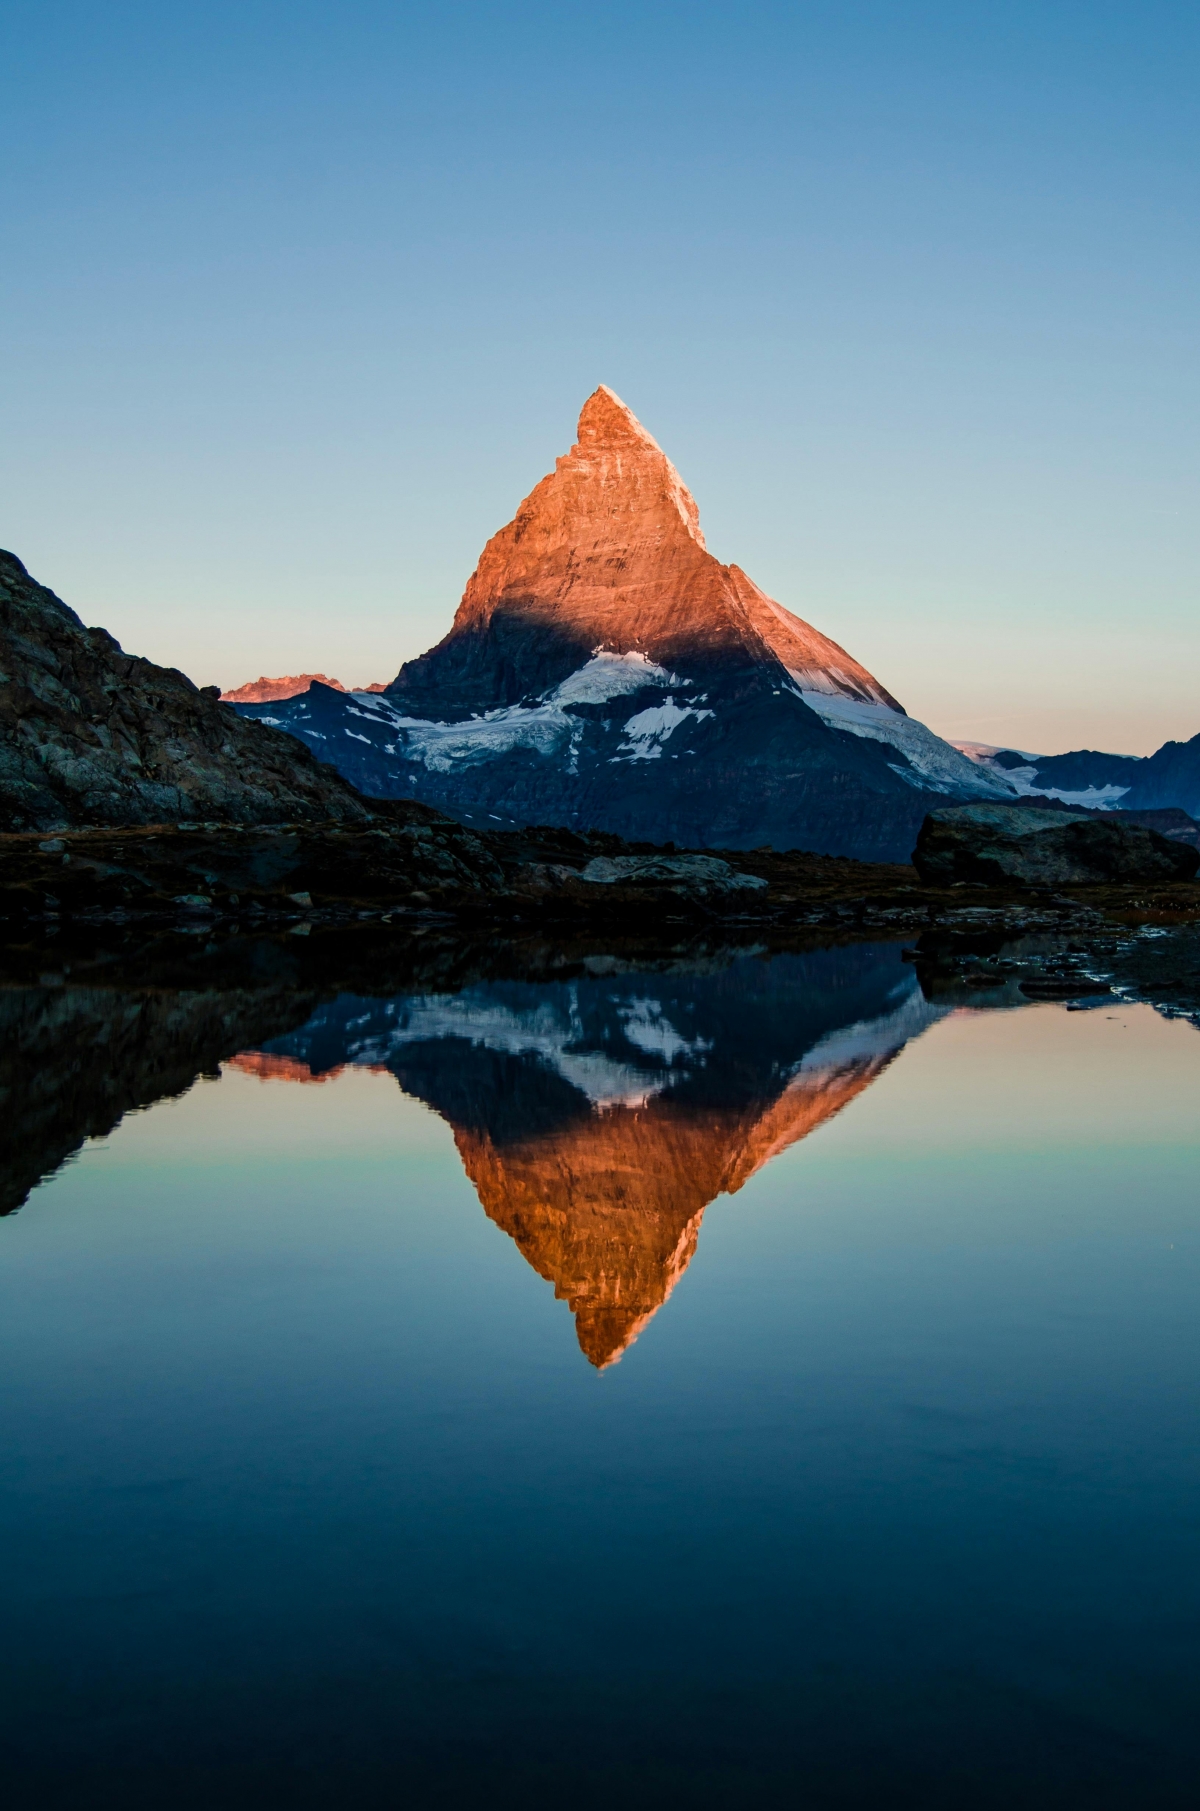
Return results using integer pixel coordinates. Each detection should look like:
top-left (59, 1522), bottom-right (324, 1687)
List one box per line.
top-left (229, 945), bottom-right (946, 1366)
top-left (11, 933), bottom-right (1200, 1808)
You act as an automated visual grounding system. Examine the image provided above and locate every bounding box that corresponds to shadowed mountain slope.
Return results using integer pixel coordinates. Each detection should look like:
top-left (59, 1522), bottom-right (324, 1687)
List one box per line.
top-left (1121, 731), bottom-right (1200, 818)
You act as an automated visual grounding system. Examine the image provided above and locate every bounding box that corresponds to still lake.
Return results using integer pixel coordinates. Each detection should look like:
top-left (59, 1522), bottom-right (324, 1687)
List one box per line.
top-left (3, 939), bottom-right (1199, 1806)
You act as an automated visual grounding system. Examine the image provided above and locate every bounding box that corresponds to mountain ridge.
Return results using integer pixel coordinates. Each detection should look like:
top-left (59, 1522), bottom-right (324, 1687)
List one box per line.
top-left (0, 549), bottom-right (378, 831)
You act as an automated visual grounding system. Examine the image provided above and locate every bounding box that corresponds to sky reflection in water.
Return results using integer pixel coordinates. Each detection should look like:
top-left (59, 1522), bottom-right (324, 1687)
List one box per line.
top-left (2, 941), bottom-right (1199, 1808)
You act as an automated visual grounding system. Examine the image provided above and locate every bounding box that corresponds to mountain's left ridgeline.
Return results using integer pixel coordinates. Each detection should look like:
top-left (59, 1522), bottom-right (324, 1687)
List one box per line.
top-left (235, 387), bottom-right (1014, 859)
top-left (0, 551), bottom-right (375, 830)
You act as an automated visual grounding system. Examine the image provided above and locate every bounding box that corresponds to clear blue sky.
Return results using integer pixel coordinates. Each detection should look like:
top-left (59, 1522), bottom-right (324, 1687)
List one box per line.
top-left (3, 1), bottom-right (1197, 754)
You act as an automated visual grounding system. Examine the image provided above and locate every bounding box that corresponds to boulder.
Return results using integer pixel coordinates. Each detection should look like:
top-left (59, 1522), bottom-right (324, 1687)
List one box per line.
top-left (578, 853), bottom-right (768, 897)
top-left (913, 802), bottom-right (1200, 886)
top-left (1112, 806), bottom-right (1200, 854)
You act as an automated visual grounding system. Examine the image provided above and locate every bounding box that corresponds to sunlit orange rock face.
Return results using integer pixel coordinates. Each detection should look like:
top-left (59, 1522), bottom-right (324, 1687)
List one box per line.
top-left (221, 675), bottom-right (387, 703)
top-left (455, 1055), bottom-right (894, 1369)
top-left (396, 385), bottom-right (900, 711)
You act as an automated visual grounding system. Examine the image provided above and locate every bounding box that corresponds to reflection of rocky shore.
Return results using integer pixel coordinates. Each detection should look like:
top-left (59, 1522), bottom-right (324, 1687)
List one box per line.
top-left (243, 946), bottom-right (945, 1365)
top-left (0, 982), bottom-right (321, 1217)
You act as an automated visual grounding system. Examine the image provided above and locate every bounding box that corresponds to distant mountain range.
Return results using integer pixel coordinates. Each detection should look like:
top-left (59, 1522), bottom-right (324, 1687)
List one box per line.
top-left (232, 387), bottom-right (1017, 861)
top-left (221, 674), bottom-right (388, 703)
top-left (954, 736), bottom-right (1200, 820)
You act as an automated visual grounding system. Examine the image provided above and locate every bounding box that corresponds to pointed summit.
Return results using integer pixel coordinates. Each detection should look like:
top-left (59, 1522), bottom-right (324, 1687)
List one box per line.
top-left (392, 384), bottom-right (893, 712)
top-left (575, 383), bottom-right (663, 452)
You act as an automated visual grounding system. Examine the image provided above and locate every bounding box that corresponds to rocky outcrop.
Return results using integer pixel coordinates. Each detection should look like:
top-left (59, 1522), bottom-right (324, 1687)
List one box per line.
top-left (0, 817), bottom-right (510, 922)
top-left (235, 389), bottom-right (1013, 859)
top-left (575, 853), bottom-right (767, 898)
top-left (0, 551), bottom-right (378, 831)
top-left (913, 802), bottom-right (1200, 885)
top-left (1111, 807), bottom-right (1200, 853)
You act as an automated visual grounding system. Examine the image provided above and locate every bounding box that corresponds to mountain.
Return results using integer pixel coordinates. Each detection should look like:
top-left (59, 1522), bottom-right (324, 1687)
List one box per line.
top-left (234, 388), bottom-right (1014, 860)
top-left (0, 549), bottom-right (376, 830)
top-left (234, 944), bottom-right (945, 1367)
top-left (953, 741), bottom-right (1144, 807)
top-left (222, 674), bottom-right (387, 702)
top-left (955, 734), bottom-right (1200, 820)
top-left (1120, 732), bottom-right (1200, 818)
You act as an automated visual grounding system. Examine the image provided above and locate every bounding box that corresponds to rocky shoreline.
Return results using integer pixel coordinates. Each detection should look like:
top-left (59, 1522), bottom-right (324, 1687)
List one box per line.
top-left (4, 815), bottom-right (1199, 1016)
top-left (3, 810), bottom-right (1198, 933)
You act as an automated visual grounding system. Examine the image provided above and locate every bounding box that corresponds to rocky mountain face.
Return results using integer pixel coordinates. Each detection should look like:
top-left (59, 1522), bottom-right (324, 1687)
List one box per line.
top-left (237, 945), bottom-right (944, 1366)
top-left (222, 675), bottom-right (387, 702)
top-left (1121, 731), bottom-right (1200, 818)
top-left (0, 551), bottom-right (377, 831)
top-left (235, 388), bottom-right (1014, 860)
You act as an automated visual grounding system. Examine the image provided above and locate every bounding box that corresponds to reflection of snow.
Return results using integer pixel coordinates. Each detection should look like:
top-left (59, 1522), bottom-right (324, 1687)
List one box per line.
top-left (618, 998), bottom-right (713, 1065)
top-left (799, 691), bottom-right (1015, 798)
top-left (248, 963), bottom-right (950, 1126)
top-left (794, 980), bottom-right (946, 1076)
top-left (340, 993), bottom-right (672, 1111)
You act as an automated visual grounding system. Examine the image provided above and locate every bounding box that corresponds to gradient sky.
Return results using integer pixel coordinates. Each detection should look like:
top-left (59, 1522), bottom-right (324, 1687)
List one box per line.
top-left (2, 0), bottom-right (1197, 755)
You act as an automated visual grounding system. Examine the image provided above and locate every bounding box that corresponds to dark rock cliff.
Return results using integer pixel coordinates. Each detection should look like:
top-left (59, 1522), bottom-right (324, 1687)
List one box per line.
top-left (0, 550), bottom-right (376, 831)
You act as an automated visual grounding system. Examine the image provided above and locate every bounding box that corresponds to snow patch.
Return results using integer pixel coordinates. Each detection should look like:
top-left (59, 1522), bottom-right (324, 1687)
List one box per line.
top-left (783, 659), bottom-right (892, 707)
top-left (336, 654), bottom-right (682, 774)
top-left (798, 692), bottom-right (1017, 798)
top-left (615, 699), bottom-right (714, 761)
top-left (949, 739), bottom-right (1131, 809)
top-left (951, 740), bottom-right (1041, 763)
top-left (1000, 771), bottom-right (1131, 808)
top-left (551, 650), bottom-right (677, 705)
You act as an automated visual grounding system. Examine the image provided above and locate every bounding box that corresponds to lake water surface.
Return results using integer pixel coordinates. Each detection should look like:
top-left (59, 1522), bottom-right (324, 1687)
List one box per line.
top-left (3, 939), bottom-right (1199, 1806)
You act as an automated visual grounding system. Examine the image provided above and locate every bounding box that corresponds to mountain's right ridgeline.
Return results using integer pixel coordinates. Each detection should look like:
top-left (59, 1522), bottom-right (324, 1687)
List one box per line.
top-left (235, 387), bottom-right (1016, 861)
